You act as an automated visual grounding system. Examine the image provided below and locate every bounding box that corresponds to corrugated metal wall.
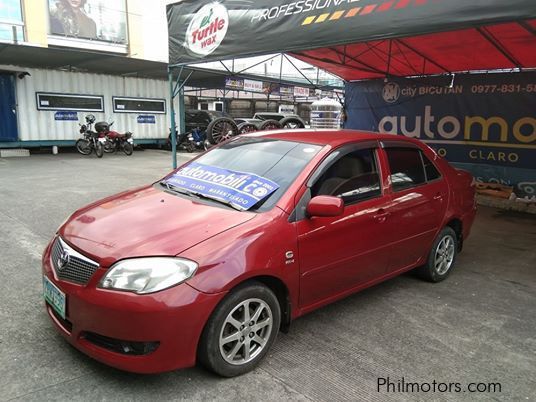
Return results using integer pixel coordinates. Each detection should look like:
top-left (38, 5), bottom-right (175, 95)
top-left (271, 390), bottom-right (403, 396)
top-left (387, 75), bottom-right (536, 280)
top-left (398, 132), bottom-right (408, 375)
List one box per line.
top-left (13, 66), bottom-right (171, 141)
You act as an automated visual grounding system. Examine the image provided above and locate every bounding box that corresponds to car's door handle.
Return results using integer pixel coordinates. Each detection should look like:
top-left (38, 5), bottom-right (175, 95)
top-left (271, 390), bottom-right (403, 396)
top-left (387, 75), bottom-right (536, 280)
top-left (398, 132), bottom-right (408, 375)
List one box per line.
top-left (433, 193), bottom-right (444, 201)
top-left (373, 209), bottom-right (390, 222)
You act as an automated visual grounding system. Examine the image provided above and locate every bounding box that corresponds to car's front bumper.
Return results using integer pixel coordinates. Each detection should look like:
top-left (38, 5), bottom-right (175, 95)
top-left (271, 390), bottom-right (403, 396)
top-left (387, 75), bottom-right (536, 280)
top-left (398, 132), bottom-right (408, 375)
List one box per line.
top-left (42, 239), bottom-right (225, 373)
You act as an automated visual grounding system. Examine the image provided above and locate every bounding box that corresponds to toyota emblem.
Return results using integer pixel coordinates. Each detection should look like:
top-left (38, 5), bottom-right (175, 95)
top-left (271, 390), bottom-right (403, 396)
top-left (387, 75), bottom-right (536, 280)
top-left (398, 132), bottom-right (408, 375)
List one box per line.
top-left (58, 249), bottom-right (70, 270)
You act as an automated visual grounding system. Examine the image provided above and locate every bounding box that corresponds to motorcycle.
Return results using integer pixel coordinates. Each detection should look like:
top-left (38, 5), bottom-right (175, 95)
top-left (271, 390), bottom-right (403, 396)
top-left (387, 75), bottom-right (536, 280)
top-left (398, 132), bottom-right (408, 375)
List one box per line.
top-left (75, 114), bottom-right (105, 158)
top-left (95, 121), bottom-right (134, 156)
top-left (168, 127), bottom-right (209, 153)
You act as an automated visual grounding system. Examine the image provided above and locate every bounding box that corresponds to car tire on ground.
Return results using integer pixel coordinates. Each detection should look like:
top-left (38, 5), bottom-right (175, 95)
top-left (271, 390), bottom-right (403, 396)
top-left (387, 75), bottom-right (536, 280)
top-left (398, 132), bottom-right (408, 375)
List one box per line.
top-left (280, 117), bottom-right (305, 129)
top-left (198, 281), bottom-right (281, 377)
top-left (257, 120), bottom-right (282, 131)
top-left (416, 227), bottom-right (458, 282)
top-left (206, 118), bottom-right (239, 145)
top-left (237, 122), bottom-right (258, 134)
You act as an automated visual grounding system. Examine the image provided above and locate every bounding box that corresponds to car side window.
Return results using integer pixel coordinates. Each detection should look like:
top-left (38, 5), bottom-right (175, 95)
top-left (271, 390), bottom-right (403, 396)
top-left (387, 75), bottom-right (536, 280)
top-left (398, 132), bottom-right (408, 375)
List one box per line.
top-left (311, 148), bottom-right (382, 205)
top-left (385, 147), bottom-right (441, 191)
top-left (421, 153), bottom-right (441, 181)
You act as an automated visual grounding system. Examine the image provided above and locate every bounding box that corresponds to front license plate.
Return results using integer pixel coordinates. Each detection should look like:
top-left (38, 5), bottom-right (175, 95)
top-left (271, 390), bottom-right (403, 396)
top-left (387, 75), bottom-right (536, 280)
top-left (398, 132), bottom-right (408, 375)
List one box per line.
top-left (43, 276), bottom-right (66, 320)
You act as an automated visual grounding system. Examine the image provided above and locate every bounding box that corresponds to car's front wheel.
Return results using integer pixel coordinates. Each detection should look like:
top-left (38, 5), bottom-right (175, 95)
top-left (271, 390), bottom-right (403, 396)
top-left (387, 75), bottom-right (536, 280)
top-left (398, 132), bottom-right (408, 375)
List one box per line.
top-left (417, 227), bottom-right (458, 282)
top-left (198, 282), bottom-right (281, 377)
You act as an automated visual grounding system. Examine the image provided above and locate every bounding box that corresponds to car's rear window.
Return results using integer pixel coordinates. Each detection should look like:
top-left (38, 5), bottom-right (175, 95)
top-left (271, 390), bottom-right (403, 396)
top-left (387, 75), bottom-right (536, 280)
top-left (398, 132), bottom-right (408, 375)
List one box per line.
top-left (190, 137), bottom-right (323, 211)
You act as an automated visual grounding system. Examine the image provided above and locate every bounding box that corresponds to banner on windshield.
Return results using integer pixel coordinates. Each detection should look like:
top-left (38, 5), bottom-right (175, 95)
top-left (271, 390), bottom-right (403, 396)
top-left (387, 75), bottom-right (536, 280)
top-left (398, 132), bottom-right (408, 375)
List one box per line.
top-left (165, 162), bottom-right (280, 210)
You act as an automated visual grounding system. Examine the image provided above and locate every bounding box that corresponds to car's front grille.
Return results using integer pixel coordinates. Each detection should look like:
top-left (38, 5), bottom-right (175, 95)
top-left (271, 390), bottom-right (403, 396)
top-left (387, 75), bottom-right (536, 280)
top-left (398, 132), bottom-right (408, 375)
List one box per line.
top-left (51, 237), bottom-right (99, 285)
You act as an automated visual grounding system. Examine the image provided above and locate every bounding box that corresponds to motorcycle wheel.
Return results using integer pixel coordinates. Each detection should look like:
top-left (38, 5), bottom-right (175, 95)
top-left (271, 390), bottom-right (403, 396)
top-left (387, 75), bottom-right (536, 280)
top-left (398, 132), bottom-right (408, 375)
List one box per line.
top-left (95, 142), bottom-right (104, 158)
top-left (103, 140), bottom-right (116, 153)
top-left (75, 139), bottom-right (92, 155)
top-left (123, 142), bottom-right (133, 155)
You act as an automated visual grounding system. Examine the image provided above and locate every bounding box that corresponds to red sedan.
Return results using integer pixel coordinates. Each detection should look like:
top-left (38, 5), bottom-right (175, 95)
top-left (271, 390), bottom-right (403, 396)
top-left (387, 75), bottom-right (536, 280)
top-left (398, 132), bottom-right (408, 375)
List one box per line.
top-left (42, 130), bottom-right (476, 377)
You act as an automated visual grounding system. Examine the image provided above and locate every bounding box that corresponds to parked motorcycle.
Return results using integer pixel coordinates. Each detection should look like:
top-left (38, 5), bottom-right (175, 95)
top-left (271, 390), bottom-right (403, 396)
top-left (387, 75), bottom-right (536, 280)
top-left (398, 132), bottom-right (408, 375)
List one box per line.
top-left (95, 121), bottom-right (134, 156)
top-left (75, 114), bottom-right (105, 158)
top-left (168, 128), bottom-right (208, 153)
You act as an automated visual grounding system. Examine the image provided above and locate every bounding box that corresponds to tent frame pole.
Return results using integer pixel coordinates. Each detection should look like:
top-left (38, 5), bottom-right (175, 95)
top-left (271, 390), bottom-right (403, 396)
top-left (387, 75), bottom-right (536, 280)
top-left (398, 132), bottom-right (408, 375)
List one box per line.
top-left (168, 65), bottom-right (192, 169)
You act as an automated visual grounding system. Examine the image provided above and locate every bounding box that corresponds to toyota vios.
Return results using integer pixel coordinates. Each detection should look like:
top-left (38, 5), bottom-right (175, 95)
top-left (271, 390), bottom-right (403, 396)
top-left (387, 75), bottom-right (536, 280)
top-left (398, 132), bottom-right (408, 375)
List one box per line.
top-left (42, 130), bottom-right (476, 377)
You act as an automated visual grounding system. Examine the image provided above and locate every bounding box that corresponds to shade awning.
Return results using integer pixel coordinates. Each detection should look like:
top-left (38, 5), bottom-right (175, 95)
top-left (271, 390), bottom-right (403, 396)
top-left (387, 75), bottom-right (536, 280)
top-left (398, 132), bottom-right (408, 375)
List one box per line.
top-left (167, 0), bottom-right (536, 80)
top-left (290, 20), bottom-right (536, 81)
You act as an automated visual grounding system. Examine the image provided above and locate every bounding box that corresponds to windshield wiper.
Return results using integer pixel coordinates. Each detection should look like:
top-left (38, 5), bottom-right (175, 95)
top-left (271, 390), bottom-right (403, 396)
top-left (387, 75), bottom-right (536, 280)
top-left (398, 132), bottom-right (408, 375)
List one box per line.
top-left (160, 180), bottom-right (242, 211)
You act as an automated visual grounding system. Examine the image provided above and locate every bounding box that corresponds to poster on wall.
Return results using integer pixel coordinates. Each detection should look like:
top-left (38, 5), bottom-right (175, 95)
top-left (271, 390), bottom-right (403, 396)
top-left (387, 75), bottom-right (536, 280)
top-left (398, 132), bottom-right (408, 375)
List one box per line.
top-left (243, 79), bottom-right (263, 93)
top-left (344, 72), bottom-right (536, 199)
top-left (225, 77), bottom-right (244, 90)
top-left (48, 0), bottom-right (127, 43)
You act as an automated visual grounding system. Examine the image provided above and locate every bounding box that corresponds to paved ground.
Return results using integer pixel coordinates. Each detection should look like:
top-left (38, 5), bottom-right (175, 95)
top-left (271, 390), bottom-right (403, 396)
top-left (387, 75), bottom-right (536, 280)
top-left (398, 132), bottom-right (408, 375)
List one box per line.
top-left (0, 150), bottom-right (534, 402)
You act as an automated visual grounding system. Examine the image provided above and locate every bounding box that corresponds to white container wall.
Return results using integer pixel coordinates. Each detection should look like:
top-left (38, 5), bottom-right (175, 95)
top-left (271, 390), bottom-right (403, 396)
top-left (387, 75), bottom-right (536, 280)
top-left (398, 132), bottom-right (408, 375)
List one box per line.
top-left (10, 65), bottom-right (172, 142)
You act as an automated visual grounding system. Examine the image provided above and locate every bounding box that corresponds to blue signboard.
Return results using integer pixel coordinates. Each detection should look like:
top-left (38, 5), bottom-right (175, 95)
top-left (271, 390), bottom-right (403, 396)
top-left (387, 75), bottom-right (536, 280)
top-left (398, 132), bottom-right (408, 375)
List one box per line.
top-left (54, 111), bottom-right (78, 121)
top-left (345, 72), bottom-right (536, 198)
top-left (137, 115), bottom-right (156, 124)
top-left (165, 162), bottom-right (280, 211)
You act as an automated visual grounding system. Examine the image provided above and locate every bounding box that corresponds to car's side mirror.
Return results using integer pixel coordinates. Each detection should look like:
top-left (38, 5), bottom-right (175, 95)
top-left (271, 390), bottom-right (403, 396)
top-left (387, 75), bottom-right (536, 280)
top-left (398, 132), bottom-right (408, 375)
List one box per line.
top-left (306, 196), bottom-right (344, 218)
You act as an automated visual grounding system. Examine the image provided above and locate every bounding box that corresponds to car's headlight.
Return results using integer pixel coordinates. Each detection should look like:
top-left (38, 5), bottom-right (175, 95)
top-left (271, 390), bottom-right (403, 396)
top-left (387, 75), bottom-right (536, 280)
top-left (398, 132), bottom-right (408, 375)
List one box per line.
top-left (99, 257), bottom-right (198, 294)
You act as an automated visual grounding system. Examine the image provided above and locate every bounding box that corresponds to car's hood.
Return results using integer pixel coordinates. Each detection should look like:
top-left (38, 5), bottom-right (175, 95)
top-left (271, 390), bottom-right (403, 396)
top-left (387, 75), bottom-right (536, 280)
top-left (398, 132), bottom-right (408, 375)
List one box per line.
top-left (60, 185), bottom-right (256, 267)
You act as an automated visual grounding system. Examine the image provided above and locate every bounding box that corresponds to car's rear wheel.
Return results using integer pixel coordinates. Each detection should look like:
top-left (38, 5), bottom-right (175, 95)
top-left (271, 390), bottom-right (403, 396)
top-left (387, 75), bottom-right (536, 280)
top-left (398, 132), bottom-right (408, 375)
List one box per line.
top-left (198, 282), bottom-right (281, 377)
top-left (417, 227), bottom-right (458, 282)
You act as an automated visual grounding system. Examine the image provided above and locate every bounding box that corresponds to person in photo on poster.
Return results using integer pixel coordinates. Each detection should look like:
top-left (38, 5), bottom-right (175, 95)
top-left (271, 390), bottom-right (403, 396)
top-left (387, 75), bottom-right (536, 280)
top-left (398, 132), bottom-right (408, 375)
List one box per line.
top-left (50, 0), bottom-right (97, 39)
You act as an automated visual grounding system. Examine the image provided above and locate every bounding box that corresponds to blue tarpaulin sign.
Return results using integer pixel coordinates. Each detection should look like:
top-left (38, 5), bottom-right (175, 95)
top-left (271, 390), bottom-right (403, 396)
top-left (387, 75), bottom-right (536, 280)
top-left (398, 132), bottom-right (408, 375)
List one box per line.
top-left (345, 72), bottom-right (536, 199)
top-left (137, 115), bottom-right (156, 124)
top-left (165, 162), bottom-right (280, 211)
top-left (54, 111), bottom-right (78, 121)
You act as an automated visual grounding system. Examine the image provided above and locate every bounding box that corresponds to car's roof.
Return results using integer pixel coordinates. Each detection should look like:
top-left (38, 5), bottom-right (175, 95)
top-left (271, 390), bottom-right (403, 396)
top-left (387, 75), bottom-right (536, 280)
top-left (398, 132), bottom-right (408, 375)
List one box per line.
top-left (248, 129), bottom-right (419, 147)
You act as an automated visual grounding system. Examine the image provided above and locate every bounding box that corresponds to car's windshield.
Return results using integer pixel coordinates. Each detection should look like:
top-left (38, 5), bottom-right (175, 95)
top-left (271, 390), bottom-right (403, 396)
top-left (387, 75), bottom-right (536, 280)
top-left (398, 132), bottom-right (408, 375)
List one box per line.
top-left (165, 137), bottom-right (323, 212)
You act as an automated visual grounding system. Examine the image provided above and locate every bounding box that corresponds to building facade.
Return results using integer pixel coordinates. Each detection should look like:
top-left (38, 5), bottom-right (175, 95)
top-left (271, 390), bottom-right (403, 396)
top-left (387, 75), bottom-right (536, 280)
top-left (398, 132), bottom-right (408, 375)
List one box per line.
top-left (0, 0), bottom-right (171, 147)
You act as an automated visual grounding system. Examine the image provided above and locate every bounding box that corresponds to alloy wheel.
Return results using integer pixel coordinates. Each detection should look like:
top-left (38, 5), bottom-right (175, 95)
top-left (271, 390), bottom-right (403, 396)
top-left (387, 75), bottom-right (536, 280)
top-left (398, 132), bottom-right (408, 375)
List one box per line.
top-left (219, 298), bottom-right (273, 365)
top-left (434, 235), bottom-right (455, 275)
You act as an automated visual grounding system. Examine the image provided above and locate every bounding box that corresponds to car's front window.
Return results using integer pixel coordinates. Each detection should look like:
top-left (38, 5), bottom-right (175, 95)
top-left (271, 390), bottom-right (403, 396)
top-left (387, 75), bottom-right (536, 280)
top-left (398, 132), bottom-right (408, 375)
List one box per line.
top-left (165, 137), bottom-right (323, 212)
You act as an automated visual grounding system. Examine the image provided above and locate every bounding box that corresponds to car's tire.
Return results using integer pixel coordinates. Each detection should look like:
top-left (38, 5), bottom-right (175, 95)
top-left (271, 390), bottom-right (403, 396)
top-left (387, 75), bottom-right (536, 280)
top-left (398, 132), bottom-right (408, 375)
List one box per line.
top-left (237, 122), bottom-right (258, 134)
top-left (206, 118), bottom-right (239, 145)
top-left (198, 282), bottom-right (281, 377)
top-left (94, 142), bottom-right (104, 158)
top-left (280, 117), bottom-right (305, 129)
top-left (75, 139), bottom-right (92, 155)
top-left (123, 141), bottom-right (133, 155)
top-left (257, 119), bottom-right (282, 131)
top-left (416, 227), bottom-right (458, 282)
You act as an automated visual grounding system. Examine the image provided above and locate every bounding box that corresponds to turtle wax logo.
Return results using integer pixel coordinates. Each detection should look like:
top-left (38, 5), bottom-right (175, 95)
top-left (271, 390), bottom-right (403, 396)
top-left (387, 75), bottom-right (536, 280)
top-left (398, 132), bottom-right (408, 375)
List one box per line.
top-left (186, 3), bottom-right (229, 56)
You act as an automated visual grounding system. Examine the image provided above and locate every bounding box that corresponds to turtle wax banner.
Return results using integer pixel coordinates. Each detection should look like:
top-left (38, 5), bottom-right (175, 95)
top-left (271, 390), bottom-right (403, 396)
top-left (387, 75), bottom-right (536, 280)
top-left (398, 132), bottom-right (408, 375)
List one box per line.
top-left (167, 0), bottom-right (536, 66)
top-left (165, 162), bottom-right (280, 211)
top-left (344, 72), bottom-right (536, 199)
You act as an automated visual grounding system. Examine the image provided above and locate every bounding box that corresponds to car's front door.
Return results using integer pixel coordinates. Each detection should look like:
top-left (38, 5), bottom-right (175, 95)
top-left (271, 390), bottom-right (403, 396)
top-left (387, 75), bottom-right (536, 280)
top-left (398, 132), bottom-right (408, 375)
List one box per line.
top-left (295, 143), bottom-right (392, 309)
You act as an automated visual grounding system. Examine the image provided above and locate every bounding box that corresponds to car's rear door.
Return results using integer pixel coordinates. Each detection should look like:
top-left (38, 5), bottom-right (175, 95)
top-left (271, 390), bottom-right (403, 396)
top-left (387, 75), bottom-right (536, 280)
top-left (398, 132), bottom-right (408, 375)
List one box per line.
top-left (295, 142), bottom-right (392, 309)
top-left (380, 141), bottom-right (448, 272)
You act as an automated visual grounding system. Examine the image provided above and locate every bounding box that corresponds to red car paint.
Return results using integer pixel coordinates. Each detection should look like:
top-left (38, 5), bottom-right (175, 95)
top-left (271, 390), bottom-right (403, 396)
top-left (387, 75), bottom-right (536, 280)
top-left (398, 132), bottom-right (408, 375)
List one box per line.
top-left (42, 130), bottom-right (476, 373)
